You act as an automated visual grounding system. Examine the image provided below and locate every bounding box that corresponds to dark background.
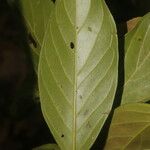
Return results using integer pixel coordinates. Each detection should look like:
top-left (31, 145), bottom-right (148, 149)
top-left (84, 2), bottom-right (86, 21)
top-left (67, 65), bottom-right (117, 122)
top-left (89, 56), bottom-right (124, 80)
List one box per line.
top-left (0, 0), bottom-right (150, 149)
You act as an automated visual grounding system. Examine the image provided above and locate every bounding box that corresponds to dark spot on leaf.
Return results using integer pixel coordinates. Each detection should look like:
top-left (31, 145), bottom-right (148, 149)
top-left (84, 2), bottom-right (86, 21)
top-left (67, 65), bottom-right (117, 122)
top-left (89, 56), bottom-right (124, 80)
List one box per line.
top-left (88, 26), bottom-right (92, 32)
top-left (102, 110), bottom-right (111, 115)
top-left (83, 109), bottom-right (89, 116)
top-left (76, 26), bottom-right (79, 30)
top-left (61, 134), bottom-right (64, 138)
top-left (86, 121), bottom-right (91, 129)
top-left (28, 33), bottom-right (37, 48)
top-left (138, 37), bottom-right (142, 41)
top-left (51, 0), bottom-right (56, 3)
top-left (70, 42), bottom-right (74, 49)
top-left (79, 95), bottom-right (82, 99)
top-left (60, 85), bottom-right (62, 88)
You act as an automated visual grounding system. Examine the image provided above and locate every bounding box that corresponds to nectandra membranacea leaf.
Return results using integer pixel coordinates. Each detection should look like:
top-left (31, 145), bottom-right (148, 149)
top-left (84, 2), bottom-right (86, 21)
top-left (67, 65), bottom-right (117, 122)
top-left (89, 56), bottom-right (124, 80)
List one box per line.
top-left (105, 103), bottom-right (150, 149)
top-left (38, 0), bottom-right (118, 149)
top-left (19, 0), bottom-right (54, 72)
top-left (122, 13), bottom-right (150, 104)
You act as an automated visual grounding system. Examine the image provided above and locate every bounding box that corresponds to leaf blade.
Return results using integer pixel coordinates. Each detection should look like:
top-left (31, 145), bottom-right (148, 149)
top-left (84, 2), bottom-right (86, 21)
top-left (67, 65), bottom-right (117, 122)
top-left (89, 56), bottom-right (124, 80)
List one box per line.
top-left (39, 0), bottom-right (118, 149)
top-left (19, 0), bottom-right (54, 72)
top-left (122, 13), bottom-right (150, 104)
top-left (105, 103), bottom-right (150, 150)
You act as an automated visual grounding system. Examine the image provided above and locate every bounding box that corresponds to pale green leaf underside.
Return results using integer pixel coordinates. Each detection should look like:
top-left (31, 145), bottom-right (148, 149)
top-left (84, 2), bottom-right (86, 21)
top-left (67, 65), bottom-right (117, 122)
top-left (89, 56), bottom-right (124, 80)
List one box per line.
top-left (39, 0), bottom-right (118, 149)
top-left (122, 13), bottom-right (150, 104)
top-left (19, 0), bottom-right (54, 72)
top-left (33, 144), bottom-right (60, 150)
top-left (105, 103), bottom-right (150, 150)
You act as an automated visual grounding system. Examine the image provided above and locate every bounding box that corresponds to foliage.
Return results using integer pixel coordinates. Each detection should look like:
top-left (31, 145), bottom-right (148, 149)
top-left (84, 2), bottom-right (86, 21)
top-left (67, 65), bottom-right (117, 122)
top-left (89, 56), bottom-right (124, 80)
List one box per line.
top-left (105, 103), bottom-right (150, 149)
top-left (18, 0), bottom-right (150, 149)
top-left (122, 13), bottom-right (150, 104)
top-left (38, 0), bottom-right (118, 149)
top-left (20, 0), bottom-right (54, 72)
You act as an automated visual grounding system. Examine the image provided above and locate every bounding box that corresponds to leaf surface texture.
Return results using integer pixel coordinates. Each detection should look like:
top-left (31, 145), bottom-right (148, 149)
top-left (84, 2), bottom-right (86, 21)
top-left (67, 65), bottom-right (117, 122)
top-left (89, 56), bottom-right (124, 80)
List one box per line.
top-left (122, 13), bottom-right (150, 104)
top-left (39, 0), bottom-right (118, 149)
top-left (105, 103), bottom-right (150, 150)
top-left (20, 0), bottom-right (54, 72)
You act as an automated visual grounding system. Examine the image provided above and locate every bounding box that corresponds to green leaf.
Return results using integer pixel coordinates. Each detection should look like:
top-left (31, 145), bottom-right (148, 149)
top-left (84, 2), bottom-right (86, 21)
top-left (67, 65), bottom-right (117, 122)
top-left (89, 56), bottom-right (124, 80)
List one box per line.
top-left (33, 144), bottom-right (60, 150)
top-left (19, 0), bottom-right (54, 72)
top-left (122, 13), bottom-right (150, 104)
top-left (105, 103), bottom-right (150, 150)
top-left (39, 0), bottom-right (118, 149)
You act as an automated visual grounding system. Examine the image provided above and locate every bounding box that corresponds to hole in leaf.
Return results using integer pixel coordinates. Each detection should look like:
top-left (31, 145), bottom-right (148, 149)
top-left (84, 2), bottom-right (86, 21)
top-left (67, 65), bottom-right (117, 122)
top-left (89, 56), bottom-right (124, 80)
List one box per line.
top-left (61, 134), bottom-right (64, 138)
top-left (70, 42), bottom-right (74, 49)
top-left (28, 33), bottom-right (37, 48)
top-left (51, 0), bottom-right (56, 3)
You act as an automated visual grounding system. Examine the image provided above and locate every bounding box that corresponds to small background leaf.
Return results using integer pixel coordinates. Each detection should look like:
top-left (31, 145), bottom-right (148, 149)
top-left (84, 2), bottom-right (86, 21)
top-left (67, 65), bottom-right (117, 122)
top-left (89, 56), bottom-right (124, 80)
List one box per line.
top-left (127, 17), bottom-right (141, 32)
top-left (39, 0), bottom-right (118, 149)
top-left (122, 13), bottom-right (150, 104)
top-left (19, 0), bottom-right (54, 72)
top-left (105, 103), bottom-right (150, 150)
top-left (33, 144), bottom-right (60, 150)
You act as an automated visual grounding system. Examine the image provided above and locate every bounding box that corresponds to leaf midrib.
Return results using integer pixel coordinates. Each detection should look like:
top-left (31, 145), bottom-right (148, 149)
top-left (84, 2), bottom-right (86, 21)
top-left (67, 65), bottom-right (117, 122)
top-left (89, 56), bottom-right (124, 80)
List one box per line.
top-left (74, 1), bottom-right (104, 149)
top-left (73, 1), bottom-right (77, 149)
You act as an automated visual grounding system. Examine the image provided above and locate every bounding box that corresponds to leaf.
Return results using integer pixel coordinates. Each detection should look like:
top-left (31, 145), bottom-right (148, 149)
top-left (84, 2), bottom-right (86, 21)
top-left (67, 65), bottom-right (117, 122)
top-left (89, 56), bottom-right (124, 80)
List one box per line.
top-left (19, 0), bottom-right (54, 72)
top-left (105, 103), bottom-right (150, 150)
top-left (38, 0), bottom-right (118, 149)
top-left (33, 144), bottom-right (60, 150)
top-left (122, 13), bottom-right (150, 104)
top-left (127, 17), bottom-right (141, 32)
